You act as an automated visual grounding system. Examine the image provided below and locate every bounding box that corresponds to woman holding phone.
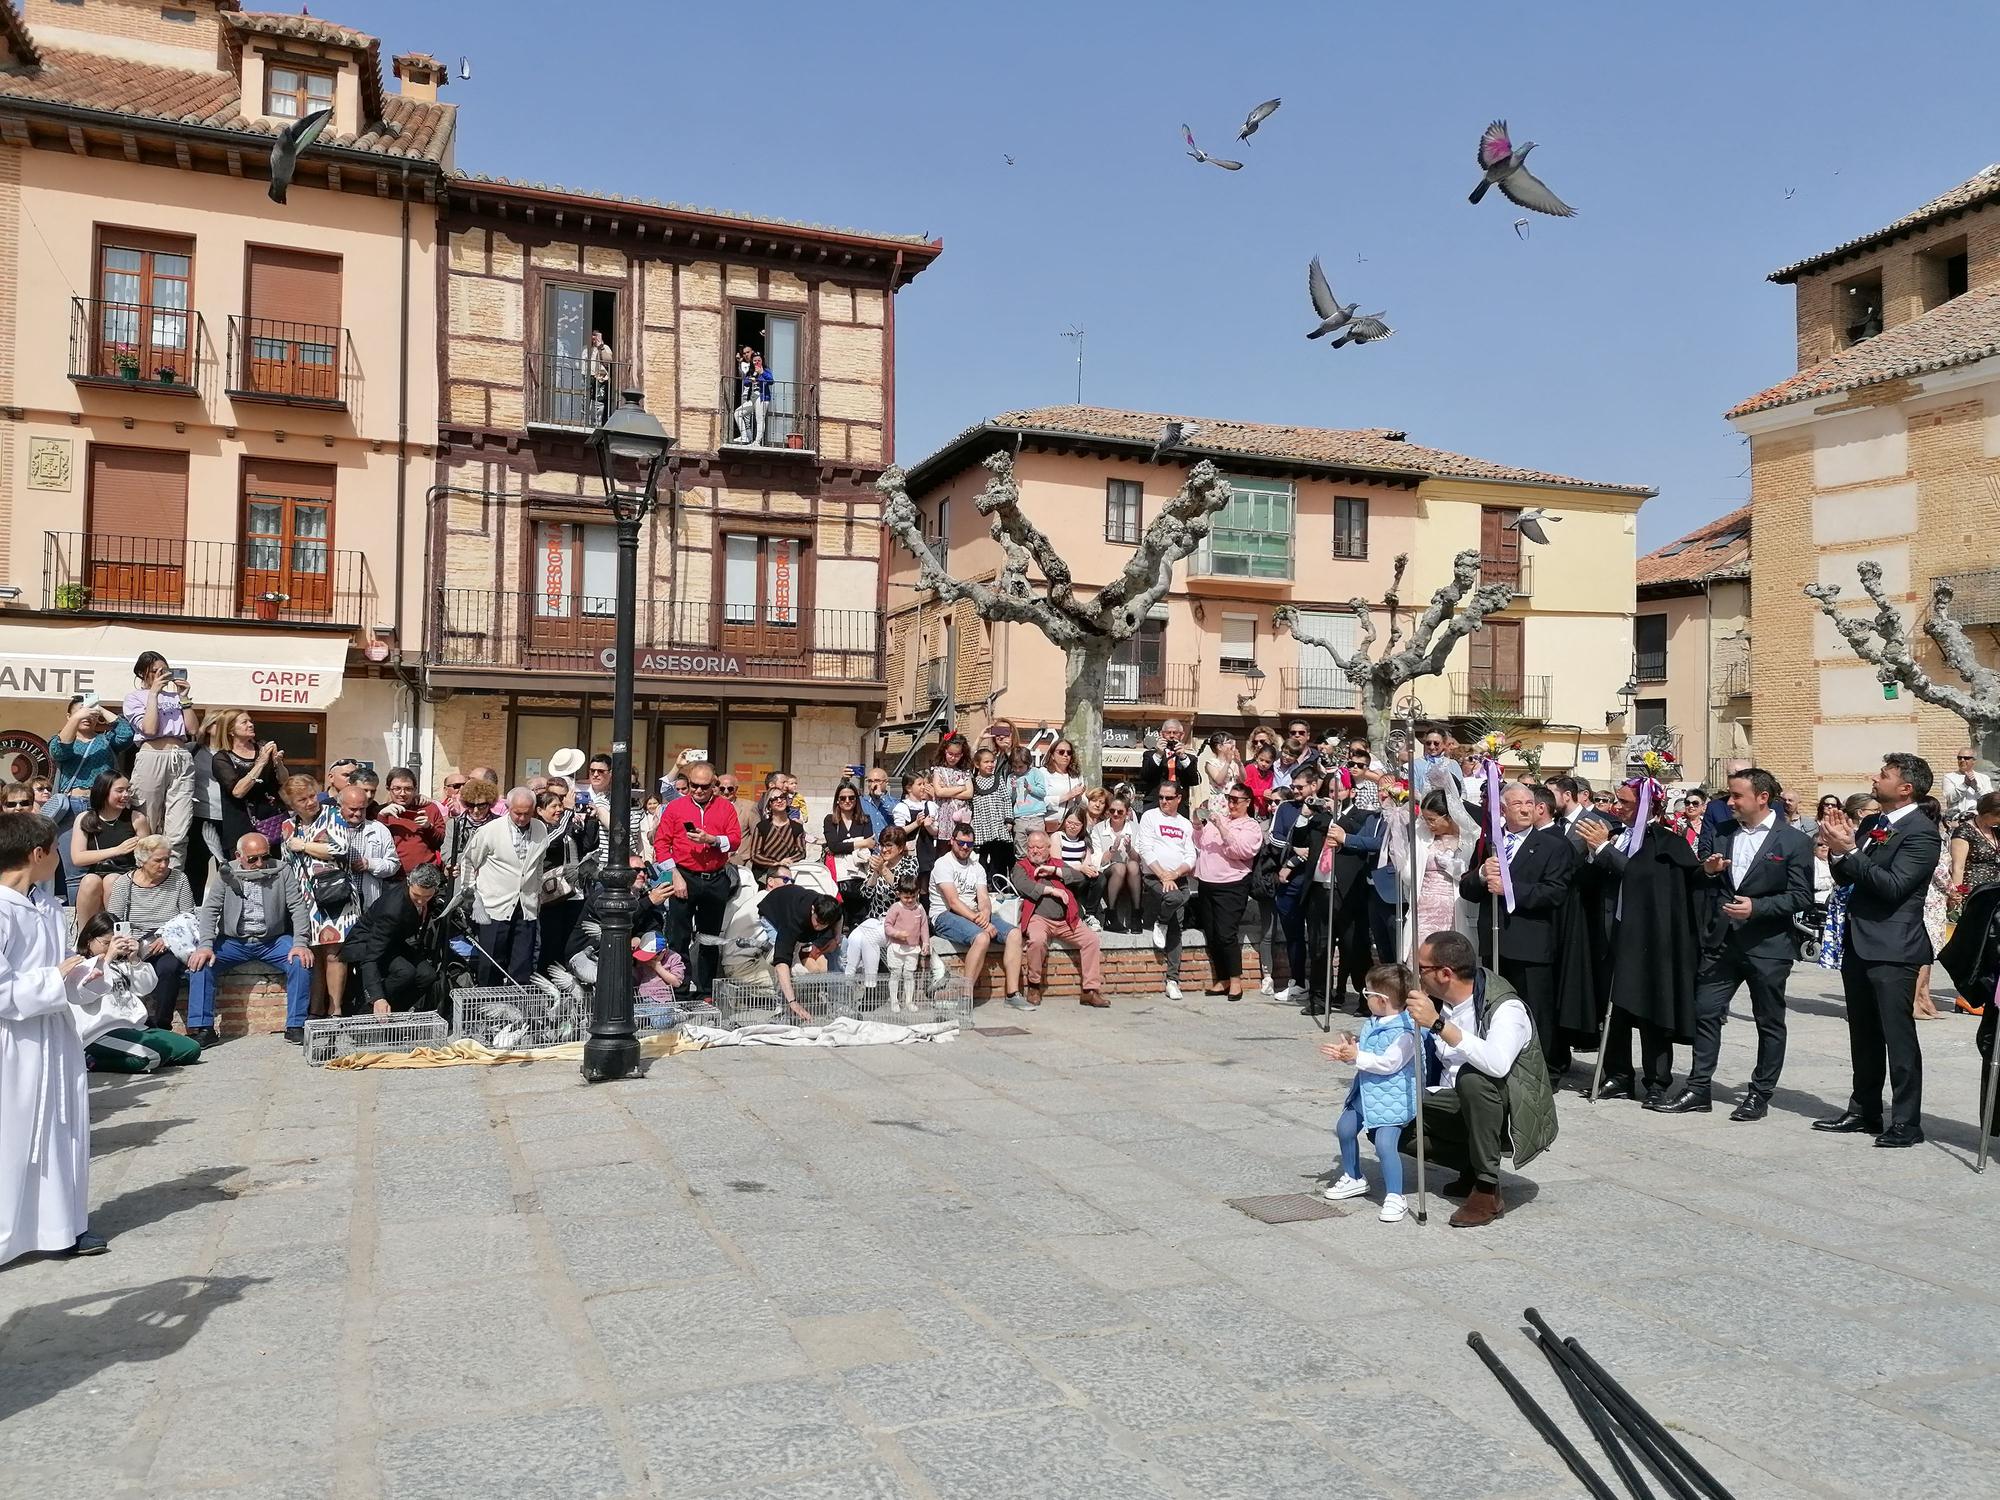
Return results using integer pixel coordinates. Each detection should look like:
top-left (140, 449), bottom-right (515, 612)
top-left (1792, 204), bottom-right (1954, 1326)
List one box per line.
top-left (123, 652), bottom-right (202, 873)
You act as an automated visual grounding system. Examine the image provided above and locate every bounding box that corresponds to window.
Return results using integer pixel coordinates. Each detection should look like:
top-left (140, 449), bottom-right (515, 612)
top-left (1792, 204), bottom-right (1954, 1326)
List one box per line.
top-left (244, 246), bottom-right (341, 400)
top-left (86, 445), bottom-right (189, 607)
top-left (1291, 610), bottom-right (1358, 710)
top-left (254, 712), bottom-right (324, 781)
top-left (1633, 699), bottom-right (1667, 738)
top-left (1333, 497), bottom-right (1368, 559)
top-left (929, 498), bottom-right (950, 570)
top-left (1467, 617), bottom-right (1523, 694)
top-left (1219, 614), bottom-right (1257, 673)
top-left (1105, 479), bottom-right (1142, 544)
top-left (1634, 614), bottom-right (1667, 681)
top-left (1837, 271), bottom-right (1882, 347)
top-left (1197, 475), bottom-right (1293, 580)
top-left (265, 65), bottom-right (335, 121)
top-left (538, 283), bottom-right (620, 426)
top-left (721, 534), bottom-right (803, 642)
top-left (1108, 617), bottom-right (1166, 703)
top-left (94, 235), bottom-right (193, 383)
top-left (243, 459), bottom-right (335, 614)
top-left (532, 521), bottom-right (616, 619)
top-left (1920, 239), bottom-right (1970, 310)
top-left (1704, 527), bottom-right (1746, 550)
top-left (1479, 506), bottom-right (1522, 585)
top-left (728, 309), bottom-right (804, 446)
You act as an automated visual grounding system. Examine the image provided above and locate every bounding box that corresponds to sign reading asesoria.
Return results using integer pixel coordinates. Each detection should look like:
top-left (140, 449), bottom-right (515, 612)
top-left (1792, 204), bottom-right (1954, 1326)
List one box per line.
top-left (598, 648), bottom-right (745, 677)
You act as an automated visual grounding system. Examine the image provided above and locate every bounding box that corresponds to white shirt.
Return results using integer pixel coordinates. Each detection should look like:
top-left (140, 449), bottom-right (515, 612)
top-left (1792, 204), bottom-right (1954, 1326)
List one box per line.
top-left (1431, 988), bottom-right (1530, 1091)
top-left (1351, 1029), bottom-right (1416, 1075)
top-left (1729, 809), bottom-right (1778, 887)
top-left (1136, 809), bottom-right (1196, 876)
top-left (927, 852), bottom-right (987, 922)
top-left (1945, 770), bottom-right (1992, 818)
top-left (1878, 802), bottom-right (1920, 828)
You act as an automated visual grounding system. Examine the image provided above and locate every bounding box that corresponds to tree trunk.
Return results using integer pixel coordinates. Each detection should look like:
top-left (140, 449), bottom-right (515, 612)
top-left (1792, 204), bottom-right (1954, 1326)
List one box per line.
top-left (1980, 721), bottom-right (2000, 771)
top-left (1065, 644), bottom-right (1112, 788)
top-left (1362, 677), bottom-right (1394, 763)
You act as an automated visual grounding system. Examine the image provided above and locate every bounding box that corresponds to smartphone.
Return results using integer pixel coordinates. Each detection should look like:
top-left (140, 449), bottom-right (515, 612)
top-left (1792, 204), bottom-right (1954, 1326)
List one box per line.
top-left (576, 787), bottom-right (594, 807)
top-left (685, 750), bottom-right (708, 764)
top-left (114, 920), bottom-right (133, 940)
top-left (682, 819), bottom-right (697, 834)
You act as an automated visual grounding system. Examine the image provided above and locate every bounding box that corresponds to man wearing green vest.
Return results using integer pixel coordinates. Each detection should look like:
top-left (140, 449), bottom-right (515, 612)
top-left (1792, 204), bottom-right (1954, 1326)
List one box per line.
top-left (1405, 928), bottom-right (1558, 1228)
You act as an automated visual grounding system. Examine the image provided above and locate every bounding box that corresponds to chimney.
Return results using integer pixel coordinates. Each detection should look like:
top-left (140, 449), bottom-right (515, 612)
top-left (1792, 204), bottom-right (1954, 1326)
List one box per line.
top-left (391, 52), bottom-right (447, 103)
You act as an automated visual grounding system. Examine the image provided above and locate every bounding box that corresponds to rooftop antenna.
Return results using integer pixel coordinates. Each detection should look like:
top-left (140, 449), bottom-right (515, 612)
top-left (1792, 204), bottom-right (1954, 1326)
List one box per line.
top-left (1060, 325), bottom-right (1084, 405)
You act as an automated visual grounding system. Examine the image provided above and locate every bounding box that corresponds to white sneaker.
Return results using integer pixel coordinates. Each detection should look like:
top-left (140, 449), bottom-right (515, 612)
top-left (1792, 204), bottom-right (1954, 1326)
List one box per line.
top-left (1282, 983), bottom-right (1307, 1004)
top-left (1150, 923), bottom-right (1166, 950)
top-left (1259, 974), bottom-right (1275, 996)
top-left (1084, 915), bottom-right (1102, 931)
top-left (1164, 980), bottom-right (1183, 1002)
top-left (1378, 1194), bottom-right (1408, 1223)
top-left (1323, 1174), bottom-right (1369, 1201)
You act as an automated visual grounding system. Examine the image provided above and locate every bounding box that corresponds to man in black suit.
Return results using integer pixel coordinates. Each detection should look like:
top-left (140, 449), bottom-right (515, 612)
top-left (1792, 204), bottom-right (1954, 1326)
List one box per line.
top-left (344, 863), bottom-right (444, 1015)
top-left (1814, 753), bottom-right (1940, 1146)
top-left (1459, 781), bottom-right (1578, 1071)
top-left (1658, 767), bottom-right (1815, 1119)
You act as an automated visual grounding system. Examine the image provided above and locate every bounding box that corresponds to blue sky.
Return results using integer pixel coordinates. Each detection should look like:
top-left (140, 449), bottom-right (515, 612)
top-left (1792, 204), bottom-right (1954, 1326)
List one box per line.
top-left (340, 0), bottom-right (2000, 548)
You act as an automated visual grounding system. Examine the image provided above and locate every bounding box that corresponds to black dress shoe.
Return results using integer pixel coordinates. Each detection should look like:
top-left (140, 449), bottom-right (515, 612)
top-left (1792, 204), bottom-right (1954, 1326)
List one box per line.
top-left (1594, 1074), bottom-right (1637, 1102)
top-left (1728, 1094), bottom-right (1770, 1122)
top-left (1652, 1088), bottom-right (1713, 1114)
top-left (283, 1027), bottom-right (305, 1045)
top-left (187, 1026), bottom-right (221, 1049)
top-left (1812, 1110), bottom-right (1882, 1134)
top-left (1874, 1125), bottom-right (1925, 1148)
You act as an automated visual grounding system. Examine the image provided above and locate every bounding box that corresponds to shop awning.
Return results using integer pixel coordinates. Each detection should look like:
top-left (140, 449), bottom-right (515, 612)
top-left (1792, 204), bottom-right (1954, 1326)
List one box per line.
top-left (0, 619), bottom-right (349, 711)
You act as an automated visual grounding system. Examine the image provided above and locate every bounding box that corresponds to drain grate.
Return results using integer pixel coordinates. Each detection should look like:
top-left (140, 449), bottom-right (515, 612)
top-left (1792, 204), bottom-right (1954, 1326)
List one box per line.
top-left (1227, 1193), bottom-right (1345, 1224)
top-left (971, 1025), bottom-right (1031, 1037)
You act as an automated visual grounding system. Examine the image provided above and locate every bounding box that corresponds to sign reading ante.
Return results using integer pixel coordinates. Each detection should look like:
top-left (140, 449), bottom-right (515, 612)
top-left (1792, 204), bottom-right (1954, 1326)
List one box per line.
top-left (598, 648), bottom-right (744, 678)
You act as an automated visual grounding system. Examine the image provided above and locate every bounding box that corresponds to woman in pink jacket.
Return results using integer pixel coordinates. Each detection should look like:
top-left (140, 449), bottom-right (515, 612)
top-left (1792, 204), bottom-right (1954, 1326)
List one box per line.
top-left (1195, 783), bottom-right (1264, 999)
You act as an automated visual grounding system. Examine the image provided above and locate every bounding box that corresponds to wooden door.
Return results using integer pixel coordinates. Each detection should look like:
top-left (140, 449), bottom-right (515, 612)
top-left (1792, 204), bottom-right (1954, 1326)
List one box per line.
top-left (1479, 507), bottom-right (1522, 586)
top-left (87, 447), bottom-right (188, 607)
top-left (527, 522), bottom-right (617, 669)
top-left (719, 534), bottom-right (805, 658)
top-left (96, 236), bottom-right (192, 384)
top-left (242, 459), bottom-right (335, 615)
top-left (1468, 618), bottom-right (1524, 709)
top-left (245, 247), bottom-right (341, 399)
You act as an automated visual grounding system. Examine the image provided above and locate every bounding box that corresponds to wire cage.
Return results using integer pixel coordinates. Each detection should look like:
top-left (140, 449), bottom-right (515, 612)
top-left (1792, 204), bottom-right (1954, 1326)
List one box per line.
top-left (451, 982), bottom-right (591, 1049)
top-left (711, 971), bottom-right (969, 1030)
top-left (301, 1011), bottom-right (449, 1066)
top-left (852, 972), bottom-right (972, 1026)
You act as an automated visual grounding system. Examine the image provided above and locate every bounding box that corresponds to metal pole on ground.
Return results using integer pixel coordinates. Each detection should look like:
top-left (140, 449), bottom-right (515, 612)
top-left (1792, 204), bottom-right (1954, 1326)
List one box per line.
top-left (1397, 693), bottom-right (1428, 1225)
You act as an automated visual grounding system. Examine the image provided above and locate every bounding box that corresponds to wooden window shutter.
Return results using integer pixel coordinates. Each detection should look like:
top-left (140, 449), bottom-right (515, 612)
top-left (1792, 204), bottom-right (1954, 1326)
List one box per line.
top-left (246, 247), bottom-right (342, 327)
top-left (89, 446), bottom-right (189, 539)
top-left (243, 458), bottom-right (336, 503)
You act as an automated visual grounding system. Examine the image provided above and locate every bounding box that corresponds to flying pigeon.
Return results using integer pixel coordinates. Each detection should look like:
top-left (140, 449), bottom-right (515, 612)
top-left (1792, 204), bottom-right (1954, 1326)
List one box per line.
top-left (1328, 313), bottom-right (1392, 350)
top-left (1504, 508), bottom-right (1561, 545)
top-left (1304, 256), bottom-right (1358, 340)
top-left (1182, 125), bottom-right (1242, 171)
top-left (1149, 421), bottom-right (1199, 461)
top-left (1468, 120), bottom-right (1575, 218)
top-left (267, 106), bottom-right (333, 205)
top-left (459, 56), bottom-right (472, 81)
top-left (1004, 153), bottom-right (1016, 166)
top-left (1238, 97), bottom-right (1281, 141)
top-left (1512, 218), bottom-right (1530, 240)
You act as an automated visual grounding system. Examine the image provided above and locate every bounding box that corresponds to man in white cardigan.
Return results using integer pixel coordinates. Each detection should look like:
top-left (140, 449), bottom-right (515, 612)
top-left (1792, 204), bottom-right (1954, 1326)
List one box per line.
top-left (460, 787), bottom-right (548, 985)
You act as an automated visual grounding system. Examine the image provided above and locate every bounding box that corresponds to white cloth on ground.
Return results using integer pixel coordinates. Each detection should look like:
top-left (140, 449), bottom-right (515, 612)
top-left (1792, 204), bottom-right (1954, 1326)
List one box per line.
top-left (681, 1017), bottom-right (956, 1047)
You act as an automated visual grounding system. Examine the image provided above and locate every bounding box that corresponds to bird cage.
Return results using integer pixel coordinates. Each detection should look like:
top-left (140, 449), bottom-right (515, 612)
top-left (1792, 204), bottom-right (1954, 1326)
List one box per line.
top-left (301, 1011), bottom-right (449, 1067)
top-left (713, 973), bottom-right (862, 1028)
top-left (852, 972), bottom-right (972, 1027)
top-left (451, 983), bottom-right (589, 1049)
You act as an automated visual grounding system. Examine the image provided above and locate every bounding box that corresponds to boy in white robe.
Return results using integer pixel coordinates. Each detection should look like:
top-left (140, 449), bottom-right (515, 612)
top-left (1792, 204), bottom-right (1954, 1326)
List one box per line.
top-left (1, 812), bottom-right (143, 1264)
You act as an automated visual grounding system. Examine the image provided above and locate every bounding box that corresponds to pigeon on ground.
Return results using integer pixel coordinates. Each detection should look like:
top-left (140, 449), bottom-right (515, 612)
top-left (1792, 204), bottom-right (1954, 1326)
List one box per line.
top-left (1328, 314), bottom-right (1392, 350)
top-left (1468, 120), bottom-right (1575, 217)
top-left (267, 106), bottom-right (333, 205)
top-left (1238, 97), bottom-right (1281, 141)
top-left (1150, 422), bottom-right (1199, 461)
top-left (1504, 508), bottom-right (1561, 545)
top-left (1182, 125), bottom-right (1243, 171)
top-left (1304, 256), bottom-right (1358, 340)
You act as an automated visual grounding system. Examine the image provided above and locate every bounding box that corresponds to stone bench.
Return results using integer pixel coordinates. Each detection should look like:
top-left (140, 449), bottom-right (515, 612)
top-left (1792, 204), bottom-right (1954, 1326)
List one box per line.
top-left (929, 927), bottom-right (1292, 1000)
top-left (153, 965), bottom-right (291, 1039)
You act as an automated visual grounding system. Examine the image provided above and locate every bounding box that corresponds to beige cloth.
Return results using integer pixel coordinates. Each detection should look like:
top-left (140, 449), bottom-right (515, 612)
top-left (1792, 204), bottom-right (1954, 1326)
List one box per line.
top-left (325, 1031), bottom-right (702, 1070)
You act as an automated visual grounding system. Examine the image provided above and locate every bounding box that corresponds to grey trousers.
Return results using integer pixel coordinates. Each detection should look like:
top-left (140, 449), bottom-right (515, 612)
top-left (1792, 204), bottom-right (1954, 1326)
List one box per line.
top-left (132, 743), bottom-right (194, 871)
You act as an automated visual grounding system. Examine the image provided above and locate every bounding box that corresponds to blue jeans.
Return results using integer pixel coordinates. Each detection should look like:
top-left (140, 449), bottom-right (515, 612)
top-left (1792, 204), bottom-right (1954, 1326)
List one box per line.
top-left (932, 909), bottom-right (1013, 946)
top-left (1336, 1108), bottom-right (1404, 1196)
top-left (188, 936), bottom-right (314, 1029)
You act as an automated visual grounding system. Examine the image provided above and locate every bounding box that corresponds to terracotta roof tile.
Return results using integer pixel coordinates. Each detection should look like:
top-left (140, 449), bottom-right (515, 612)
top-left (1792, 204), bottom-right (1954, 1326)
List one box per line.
top-left (933, 404), bottom-right (1654, 496)
top-left (226, 11), bottom-right (375, 52)
top-left (1769, 164), bottom-right (2000, 282)
top-left (1725, 284), bottom-right (2000, 419)
top-left (1636, 505), bottom-right (1750, 589)
top-left (0, 41), bottom-right (454, 163)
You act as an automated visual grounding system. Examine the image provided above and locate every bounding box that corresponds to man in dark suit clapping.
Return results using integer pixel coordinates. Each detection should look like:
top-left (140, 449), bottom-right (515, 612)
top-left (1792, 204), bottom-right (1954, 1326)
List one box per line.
top-left (1460, 781), bottom-right (1578, 1073)
top-left (1661, 767), bottom-right (1815, 1120)
top-left (1814, 753), bottom-right (1940, 1147)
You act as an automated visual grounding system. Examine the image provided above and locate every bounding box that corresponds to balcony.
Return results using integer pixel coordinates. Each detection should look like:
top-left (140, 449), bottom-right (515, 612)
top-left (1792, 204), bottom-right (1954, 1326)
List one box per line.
top-left (1715, 646), bottom-right (1751, 700)
top-left (226, 316), bottom-right (352, 408)
top-left (1104, 661), bottom-right (1196, 710)
top-left (69, 298), bottom-right (204, 396)
top-left (1635, 650), bottom-right (1668, 682)
top-left (1477, 552), bottom-right (1533, 599)
top-left (1281, 666), bottom-right (1360, 713)
top-left (717, 378), bottom-right (818, 456)
top-left (1450, 674), bottom-right (1552, 720)
top-left (43, 532), bottom-right (370, 628)
top-left (921, 655), bottom-right (949, 705)
top-left (1190, 527), bottom-right (1292, 587)
top-left (1937, 569), bottom-right (2000, 626)
top-left (526, 351), bottom-right (626, 431)
top-left (434, 593), bottom-right (885, 687)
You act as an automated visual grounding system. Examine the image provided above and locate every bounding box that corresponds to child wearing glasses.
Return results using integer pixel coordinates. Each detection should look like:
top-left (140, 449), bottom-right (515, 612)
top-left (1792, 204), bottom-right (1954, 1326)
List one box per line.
top-left (1321, 961), bottom-right (1422, 1223)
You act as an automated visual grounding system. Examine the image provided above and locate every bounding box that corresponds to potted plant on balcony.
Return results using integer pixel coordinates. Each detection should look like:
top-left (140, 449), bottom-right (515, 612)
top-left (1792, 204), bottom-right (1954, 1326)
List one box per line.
top-left (785, 431), bottom-right (805, 450)
top-left (111, 344), bottom-right (140, 381)
top-left (53, 582), bottom-right (90, 612)
top-left (155, 364), bottom-right (179, 385)
top-left (252, 590), bottom-right (290, 623)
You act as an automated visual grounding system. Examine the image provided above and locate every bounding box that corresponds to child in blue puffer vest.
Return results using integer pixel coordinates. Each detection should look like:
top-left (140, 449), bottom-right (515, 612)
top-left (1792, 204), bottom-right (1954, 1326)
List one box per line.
top-left (1321, 961), bottom-right (1419, 1223)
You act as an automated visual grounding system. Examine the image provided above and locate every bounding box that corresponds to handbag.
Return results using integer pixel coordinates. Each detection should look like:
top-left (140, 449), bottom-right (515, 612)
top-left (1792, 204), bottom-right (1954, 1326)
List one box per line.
top-left (311, 867), bottom-right (353, 913)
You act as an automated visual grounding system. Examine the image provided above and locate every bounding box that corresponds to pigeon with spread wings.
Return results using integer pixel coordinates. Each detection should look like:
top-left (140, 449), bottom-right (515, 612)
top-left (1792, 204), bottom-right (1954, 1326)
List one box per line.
top-left (1149, 422), bottom-right (1199, 462)
top-left (1238, 98), bottom-right (1281, 141)
top-left (1328, 313), bottom-right (1392, 350)
top-left (1504, 508), bottom-right (1561, 546)
top-left (1305, 256), bottom-right (1358, 341)
top-left (268, 106), bottom-right (334, 205)
top-left (1468, 120), bottom-right (1575, 218)
top-left (1182, 125), bottom-right (1243, 171)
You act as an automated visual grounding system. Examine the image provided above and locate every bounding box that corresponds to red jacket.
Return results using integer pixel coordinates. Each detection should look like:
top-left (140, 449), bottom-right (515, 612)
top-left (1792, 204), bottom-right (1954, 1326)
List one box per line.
top-left (378, 801), bottom-right (446, 872)
top-left (653, 793), bottom-right (741, 872)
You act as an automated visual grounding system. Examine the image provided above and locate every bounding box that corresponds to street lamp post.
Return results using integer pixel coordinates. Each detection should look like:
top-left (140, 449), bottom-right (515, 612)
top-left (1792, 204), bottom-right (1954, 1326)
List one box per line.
top-left (582, 390), bottom-right (675, 1084)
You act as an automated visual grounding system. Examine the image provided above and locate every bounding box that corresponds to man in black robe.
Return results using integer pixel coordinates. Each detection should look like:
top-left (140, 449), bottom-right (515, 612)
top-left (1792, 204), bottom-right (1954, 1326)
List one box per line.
top-left (1577, 780), bottom-right (1702, 1107)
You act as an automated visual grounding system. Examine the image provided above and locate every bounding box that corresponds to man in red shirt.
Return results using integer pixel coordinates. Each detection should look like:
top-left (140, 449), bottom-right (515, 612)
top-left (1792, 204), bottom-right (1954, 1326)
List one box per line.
top-left (653, 760), bottom-right (741, 999)
top-left (377, 766), bottom-right (444, 873)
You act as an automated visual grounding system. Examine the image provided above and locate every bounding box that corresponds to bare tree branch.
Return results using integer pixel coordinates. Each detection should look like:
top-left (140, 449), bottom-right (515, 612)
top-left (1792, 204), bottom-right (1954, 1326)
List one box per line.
top-left (1094, 460), bottom-right (1234, 626)
top-left (1807, 563), bottom-right (2000, 728)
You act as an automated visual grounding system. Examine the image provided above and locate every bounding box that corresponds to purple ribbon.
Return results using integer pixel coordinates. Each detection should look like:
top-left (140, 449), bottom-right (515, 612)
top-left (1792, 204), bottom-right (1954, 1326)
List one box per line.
top-left (1482, 756), bottom-right (1516, 914)
top-left (1621, 778), bottom-right (1654, 857)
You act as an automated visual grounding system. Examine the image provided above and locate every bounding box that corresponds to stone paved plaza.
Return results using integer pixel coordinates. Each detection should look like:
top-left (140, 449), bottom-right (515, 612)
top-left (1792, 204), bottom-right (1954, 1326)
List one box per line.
top-left (4, 965), bottom-right (1999, 1500)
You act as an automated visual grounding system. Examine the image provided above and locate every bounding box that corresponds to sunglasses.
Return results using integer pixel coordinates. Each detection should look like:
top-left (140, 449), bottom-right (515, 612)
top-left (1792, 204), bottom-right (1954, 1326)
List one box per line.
top-left (2, 799), bottom-right (29, 810)
top-left (464, 800), bottom-right (493, 812)
top-left (240, 853), bottom-right (271, 865)
top-left (952, 837), bottom-right (975, 848)
top-left (445, 779), bottom-right (466, 789)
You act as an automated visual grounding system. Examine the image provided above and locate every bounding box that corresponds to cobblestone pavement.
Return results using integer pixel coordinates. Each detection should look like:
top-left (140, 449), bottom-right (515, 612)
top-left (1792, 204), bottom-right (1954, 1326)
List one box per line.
top-left (4, 964), bottom-right (1998, 1499)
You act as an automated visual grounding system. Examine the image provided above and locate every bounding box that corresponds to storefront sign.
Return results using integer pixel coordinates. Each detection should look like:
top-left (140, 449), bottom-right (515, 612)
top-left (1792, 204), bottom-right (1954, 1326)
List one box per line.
top-left (598, 647), bottom-right (745, 678)
top-left (0, 731), bottom-right (50, 782)
top-left (0, 623), bottom-right (347, 712)
top-left (0, 661), bottom-right (101, 699)
top-left (248, 668), bottom-right (328, 705)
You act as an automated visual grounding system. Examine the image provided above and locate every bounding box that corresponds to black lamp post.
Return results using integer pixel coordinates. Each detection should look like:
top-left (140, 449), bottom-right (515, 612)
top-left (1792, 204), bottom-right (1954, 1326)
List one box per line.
top-left (582, 390), bottom-right (675, 1083)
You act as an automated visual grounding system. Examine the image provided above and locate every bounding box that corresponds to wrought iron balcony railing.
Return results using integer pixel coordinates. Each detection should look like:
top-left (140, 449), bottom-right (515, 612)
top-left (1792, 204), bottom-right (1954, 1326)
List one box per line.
top-left (1450, 673), bottom-right (1552, 720)
top-left (718, 378), bottom-right (818, 454)
top-left (526, 351), bottom-right (626, 430)
top-left (1937, 569), bottom-right (2000, 627)
top-left (1635, 650), bottom-right (1668, 682)
top-left (69, 297), bottom-right (204, 393)
top-left (226, 316), bottom-right (352, 407)
top-left (44, 531), bottom-right (370, 627)
top-left (1105, 661), bottom-right (1196, 709)
top-left (1282, 666), bottom-right (1360, 712)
